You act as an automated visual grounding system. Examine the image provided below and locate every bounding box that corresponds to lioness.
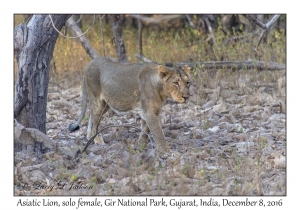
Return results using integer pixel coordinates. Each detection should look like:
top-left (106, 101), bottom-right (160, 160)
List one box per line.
top-left (69, 57), bottom-right (191, 152)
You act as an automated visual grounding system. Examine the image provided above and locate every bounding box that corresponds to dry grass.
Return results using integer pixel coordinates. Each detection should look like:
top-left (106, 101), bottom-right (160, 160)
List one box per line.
top-left (14, 15), bottom-right (286, 85)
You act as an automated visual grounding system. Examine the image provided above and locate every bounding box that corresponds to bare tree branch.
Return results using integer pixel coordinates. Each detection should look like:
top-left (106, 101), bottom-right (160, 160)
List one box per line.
top-left (66, 16), bottom-right (100, 59)
top-left (266, 15), bottom-right (280, 29)
top-left (247, 14), bottom-right (280, 31)
top-left (135, 54), bottom-right (154, 63)
top-left (68, 14), bottom-right (82, 27)
top-left (128, 14), bottom-right (182, 24)
top-left (185, 14), bottom-right (195, 28)
top-left (204, 15), bottom-right (216, 45)
top-left (246, 14), bottom-right (281, 51)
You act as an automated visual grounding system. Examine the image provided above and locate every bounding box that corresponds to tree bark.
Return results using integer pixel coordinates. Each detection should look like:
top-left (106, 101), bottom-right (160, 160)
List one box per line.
top-left (109, 15), bottom-right (128, 62)
top-left (14, 14), bottom-right (70, 134)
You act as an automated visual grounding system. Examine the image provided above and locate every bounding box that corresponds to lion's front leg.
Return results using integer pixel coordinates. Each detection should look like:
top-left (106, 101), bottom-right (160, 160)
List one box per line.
top-left (145, 112), bottom-right (171, 153)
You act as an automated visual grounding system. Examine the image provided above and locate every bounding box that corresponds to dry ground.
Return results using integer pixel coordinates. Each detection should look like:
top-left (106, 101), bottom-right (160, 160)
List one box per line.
top-left (14, 67), bottom-right (286, 196)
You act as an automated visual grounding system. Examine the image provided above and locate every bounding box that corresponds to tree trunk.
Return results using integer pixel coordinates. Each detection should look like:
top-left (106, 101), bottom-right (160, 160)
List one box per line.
top-left (14, 14), bottom-right (70, 135)
top-left (109, 15), bottom-right (128, 62)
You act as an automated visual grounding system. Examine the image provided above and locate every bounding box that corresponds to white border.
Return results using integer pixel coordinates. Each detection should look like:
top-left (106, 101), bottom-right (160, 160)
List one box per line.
top-left (2, 0), bottom-right (296, 209)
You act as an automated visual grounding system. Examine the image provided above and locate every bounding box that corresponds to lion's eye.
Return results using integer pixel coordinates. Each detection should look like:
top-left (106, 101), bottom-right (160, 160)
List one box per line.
top-left (173, 82), bottom-right (179, 86)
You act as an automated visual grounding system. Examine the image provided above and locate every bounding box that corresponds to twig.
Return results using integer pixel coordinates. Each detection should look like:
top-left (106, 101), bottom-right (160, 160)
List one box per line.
top-left (221, 31), bottom-right (260, 46)
top-left (49, 14), bottom-right (96, 39)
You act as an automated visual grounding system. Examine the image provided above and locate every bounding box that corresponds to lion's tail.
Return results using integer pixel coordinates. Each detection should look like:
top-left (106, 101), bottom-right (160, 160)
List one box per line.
top-left (69, 77), bottom-right (88, 132)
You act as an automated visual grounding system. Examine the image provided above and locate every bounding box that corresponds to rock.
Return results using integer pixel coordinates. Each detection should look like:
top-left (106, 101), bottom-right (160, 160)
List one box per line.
top-left (47, 92), bottom-right (61, 101)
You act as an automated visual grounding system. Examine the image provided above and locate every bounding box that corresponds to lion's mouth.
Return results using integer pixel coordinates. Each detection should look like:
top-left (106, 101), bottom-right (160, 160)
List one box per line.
top-left (175, 96), bottom-right (188, 104)
top-left (181, 96), bottom-right (189, 103)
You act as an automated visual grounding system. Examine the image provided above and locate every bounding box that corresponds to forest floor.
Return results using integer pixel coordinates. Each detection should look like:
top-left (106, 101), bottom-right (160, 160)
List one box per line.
top-left (14, 67), bottom-right (286, 196)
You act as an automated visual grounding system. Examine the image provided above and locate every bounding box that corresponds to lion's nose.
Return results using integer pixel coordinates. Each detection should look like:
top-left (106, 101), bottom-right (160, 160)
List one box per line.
top-left (182, 96), bottom-right (189, 101)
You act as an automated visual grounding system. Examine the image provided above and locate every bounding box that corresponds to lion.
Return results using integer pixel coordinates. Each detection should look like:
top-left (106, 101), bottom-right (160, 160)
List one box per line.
top-left (69, 57), bottom-right (191, 152)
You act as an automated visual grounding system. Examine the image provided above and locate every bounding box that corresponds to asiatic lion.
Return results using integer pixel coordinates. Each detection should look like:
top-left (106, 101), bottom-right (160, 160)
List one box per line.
top-left (69, 57), bottom-right (191, 152)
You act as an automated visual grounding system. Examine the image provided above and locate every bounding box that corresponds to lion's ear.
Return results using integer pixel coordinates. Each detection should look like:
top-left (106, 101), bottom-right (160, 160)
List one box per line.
top-left (182, 65), bottom-right (191, 75)
top-left (158, 65), bottom-right (173, 82)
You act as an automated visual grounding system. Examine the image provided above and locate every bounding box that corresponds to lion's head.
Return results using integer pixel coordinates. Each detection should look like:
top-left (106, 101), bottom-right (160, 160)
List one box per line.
top-left (158, 65), bottom-right (191, 103)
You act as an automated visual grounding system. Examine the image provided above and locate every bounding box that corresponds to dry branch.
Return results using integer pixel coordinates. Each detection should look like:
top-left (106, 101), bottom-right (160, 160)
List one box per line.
top-left (135, 55), bottom-right (285, 71)
top-left (247, 15), bottom-right (280, 31)
top-left (176, 59), bottom-right (285, 71)
top-left (204, 15), bottom-right (216, 45)
top-left (135, 54), bottom-right (153, 63)
top-left (66, 16), bottom-right (100, 59)
top-left (128, 14), bottom-right (182, 24)
top-left (185, 15), bottom-right (195, 28)
top-left (246, 14), bottom-right (280, 51)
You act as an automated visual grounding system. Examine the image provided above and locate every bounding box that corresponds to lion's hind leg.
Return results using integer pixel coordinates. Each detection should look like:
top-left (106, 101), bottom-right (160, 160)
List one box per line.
top-left (87, 98), bottom-right (109, 144)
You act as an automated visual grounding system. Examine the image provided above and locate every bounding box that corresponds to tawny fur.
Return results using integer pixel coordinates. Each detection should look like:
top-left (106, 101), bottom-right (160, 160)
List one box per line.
top-left (69, 57), bottom-right (191, 152)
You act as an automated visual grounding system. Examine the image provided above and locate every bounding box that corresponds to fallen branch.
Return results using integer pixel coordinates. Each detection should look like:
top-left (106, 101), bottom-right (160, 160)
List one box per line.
top-left (135, 55), bottom-right (285, 71)
top-left (176, 59), bottom-right (285, 70)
